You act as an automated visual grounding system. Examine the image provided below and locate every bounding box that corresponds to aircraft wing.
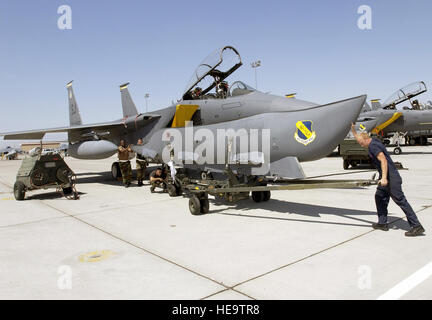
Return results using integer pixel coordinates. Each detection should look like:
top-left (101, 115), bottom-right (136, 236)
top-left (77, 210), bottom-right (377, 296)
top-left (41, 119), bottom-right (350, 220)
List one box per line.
top-left (0, 114), bottom-right (161, 140)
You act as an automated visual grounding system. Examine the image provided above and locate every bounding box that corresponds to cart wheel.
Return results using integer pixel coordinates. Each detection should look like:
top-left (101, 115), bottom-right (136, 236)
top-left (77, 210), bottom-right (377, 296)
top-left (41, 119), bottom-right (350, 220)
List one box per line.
top-left (167, 184), bottom-right (178, 197)
top-left (175, 184), bottom-right (182, 196)
top-left (262, 191), bottom-right (271, 202)
top-left (62, 187), bottom-right (73, 195)
top-left (343, 159), bottom-right (349, 170)
top-left (200, 171), bottom-right (213, 180)
top-left (252, 191), bottom-right (264, 203)
top-left (189, 196), bottom-right (202, 215)
top-left (393, 147), bottom-right (402, 155)
top-left (200, 199), bottom-right (210, 214)
top-left (13, 181), bottom-right (26, 201)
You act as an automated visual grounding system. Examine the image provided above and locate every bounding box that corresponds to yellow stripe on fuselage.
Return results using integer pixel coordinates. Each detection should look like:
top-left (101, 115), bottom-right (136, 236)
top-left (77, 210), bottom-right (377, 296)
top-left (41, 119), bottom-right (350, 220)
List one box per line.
top-left (171, 104), bottom-right (199, 128)
top-left (372, 112), bottom-right (402, 134)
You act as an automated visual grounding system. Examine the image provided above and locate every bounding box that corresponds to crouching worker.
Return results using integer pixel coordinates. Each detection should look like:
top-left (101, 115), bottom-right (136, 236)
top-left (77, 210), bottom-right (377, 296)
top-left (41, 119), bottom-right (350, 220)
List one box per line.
top-left (118, 139), bottom-right (133, 188)
top-left (149, 167), bottom-right (167, 193)
top-left (351, 123), bottom-right (425, 237)
top-left (136, 138), bottom-right (147, 186)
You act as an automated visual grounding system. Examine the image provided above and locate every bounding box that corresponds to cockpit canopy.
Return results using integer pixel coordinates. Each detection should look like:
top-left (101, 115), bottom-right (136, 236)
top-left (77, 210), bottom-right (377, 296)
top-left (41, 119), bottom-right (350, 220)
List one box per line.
top-left (183, 46), bottom-right (243, 100)
top-left (382, 81), bottom-right (427, 109)
top-left (229, 81), bottom-right (256, 97)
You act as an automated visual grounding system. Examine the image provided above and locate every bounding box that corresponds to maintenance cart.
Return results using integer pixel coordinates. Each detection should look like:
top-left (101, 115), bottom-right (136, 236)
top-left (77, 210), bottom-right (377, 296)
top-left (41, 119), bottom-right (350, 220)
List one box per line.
top-left (165, 166), bottom-right (378, 215)
top-left (340, 138), bottom-right (374, 169)
top-left (13, 150), bottom-right (79, 201)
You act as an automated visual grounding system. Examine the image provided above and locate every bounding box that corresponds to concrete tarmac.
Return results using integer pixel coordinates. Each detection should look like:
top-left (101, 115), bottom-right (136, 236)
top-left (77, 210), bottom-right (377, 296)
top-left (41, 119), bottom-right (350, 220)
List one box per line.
top-left (0, 146), bottom-right (431, 299)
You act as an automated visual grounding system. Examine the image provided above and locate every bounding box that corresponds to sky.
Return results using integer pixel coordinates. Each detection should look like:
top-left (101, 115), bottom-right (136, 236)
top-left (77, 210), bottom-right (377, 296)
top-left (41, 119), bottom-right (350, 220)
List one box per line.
top-left (1, 0), bottom-right (432, 147)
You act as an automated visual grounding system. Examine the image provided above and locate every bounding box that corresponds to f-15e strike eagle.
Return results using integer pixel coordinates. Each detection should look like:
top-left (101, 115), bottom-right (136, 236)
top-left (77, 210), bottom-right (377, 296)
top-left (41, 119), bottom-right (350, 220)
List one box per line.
top-left (1, 46), bottom-right (366, 180)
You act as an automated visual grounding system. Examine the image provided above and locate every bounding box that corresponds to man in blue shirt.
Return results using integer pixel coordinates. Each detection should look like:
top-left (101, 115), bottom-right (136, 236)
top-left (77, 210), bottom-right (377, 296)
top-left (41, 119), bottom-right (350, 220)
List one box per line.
top-left (351, 124), bottom-right (425, 237)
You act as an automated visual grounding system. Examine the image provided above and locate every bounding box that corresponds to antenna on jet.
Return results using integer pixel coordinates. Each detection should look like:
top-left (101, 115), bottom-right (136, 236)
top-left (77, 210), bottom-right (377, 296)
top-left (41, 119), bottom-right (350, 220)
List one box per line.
top-left (66, 80), bottom-right (73, 88)
top-left (285, 93), bottom-right (297, 98)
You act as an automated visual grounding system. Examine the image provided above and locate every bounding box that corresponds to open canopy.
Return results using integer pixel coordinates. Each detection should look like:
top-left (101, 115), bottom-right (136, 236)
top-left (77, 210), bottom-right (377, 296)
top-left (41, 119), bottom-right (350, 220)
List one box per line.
top-left (382, 81), bottom-right (427, 109)
top-left (182, 46), bottom-right (242, 100)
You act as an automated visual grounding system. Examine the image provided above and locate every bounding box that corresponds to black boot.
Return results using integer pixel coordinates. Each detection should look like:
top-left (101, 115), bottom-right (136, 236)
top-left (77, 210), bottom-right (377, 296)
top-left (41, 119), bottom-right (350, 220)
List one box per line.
top-left (405, 225), bottom-right (425, 237)
top-left (372, 223), bottom-right (389, 231)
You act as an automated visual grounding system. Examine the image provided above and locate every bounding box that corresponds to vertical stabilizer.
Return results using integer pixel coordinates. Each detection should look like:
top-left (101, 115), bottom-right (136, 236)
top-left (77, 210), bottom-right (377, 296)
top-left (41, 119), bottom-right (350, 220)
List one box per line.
top-left (120, 82), bottom-right (139, 118)
top-left (66, 81), bottom-right (83, 126)
top-left (370, 99), bottom-right (382, 110)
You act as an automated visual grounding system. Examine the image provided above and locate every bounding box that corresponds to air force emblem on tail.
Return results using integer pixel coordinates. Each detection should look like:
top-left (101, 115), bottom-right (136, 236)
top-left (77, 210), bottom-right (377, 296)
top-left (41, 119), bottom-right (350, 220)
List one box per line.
top-left (294, 120), bottom-right (316, 146)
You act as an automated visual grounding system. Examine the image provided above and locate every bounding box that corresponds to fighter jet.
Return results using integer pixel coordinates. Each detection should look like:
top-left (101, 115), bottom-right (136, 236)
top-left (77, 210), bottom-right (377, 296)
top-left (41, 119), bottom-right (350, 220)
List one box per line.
top-left (0, 46), bottom-right (366, 180)
top-left (0, 146), bottom-right (21, 160)
top-left (354, 81), bottom-right (432, 152)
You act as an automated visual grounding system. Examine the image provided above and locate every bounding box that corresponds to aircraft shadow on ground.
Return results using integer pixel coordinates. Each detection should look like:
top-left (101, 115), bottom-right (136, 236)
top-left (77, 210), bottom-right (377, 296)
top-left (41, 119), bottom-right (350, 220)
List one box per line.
top-left (74, 168), bottom-right (160, 186)
top-left (26, 191), bottom-right (86, 200)
top-left (209, 198), bottom-right (409, 230)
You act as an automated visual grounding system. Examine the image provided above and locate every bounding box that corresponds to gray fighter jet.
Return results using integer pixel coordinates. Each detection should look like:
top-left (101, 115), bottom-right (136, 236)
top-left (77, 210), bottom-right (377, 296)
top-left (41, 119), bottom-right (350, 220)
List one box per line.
top-left (355, 81), bottom-right (432, 151)
top-left (0, 146), bottom-right (21, 160)
top-left (1, 46), bottom-right (366, 179)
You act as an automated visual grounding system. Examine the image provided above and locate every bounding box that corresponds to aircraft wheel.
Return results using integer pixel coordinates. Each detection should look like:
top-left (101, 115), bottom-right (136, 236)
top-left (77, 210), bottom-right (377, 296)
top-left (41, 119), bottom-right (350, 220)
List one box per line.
top-left (393, 147), bottom-right (402, 155)
top-left (252, 191), bottom-right (264, 203)
top-left (200, 199), bottom-right (210, 214)
top-left (262, 191), bottom-right (271, 202)
top-left (13, 181), bottom-right (26, 201)
top-left (189, 195), bottom-right (202, 215)
top-left (343, 159), bottom-right (349, 170)
top-left (111, 162), bottom-right (122, 180)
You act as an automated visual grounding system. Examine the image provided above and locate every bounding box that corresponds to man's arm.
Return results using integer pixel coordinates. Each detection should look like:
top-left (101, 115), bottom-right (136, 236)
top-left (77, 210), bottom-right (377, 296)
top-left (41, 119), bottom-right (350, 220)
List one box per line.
top-left (377, 152), bottom-right (388, 186)
top-left (351, 123), bottom-right (360, 141)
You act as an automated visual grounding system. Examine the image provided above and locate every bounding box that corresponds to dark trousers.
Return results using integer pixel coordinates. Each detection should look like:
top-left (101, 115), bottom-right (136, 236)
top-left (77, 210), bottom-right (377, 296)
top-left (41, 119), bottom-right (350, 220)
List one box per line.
top-left (375, 174), bottom-right (421, 227)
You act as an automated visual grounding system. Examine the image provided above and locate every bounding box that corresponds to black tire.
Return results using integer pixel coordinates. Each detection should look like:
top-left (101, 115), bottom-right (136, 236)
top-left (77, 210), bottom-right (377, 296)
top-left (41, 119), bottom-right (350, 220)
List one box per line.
top-left (200, 199), bottom-right (210, 214)
top-left (62, 187), bottom-right (73, 195)
top-left (343, 159), bottom-right (349, 170)
top-left (252, 191), bottom-right (264, 203)
top-left (189, 196), bottom-right (202, 215)
top-left (262, 191), bottom-right (271, 202)
top-left (409, 138), bottom-right (416, 146)
top-left (111, 162), bottom-right (122, 180)
top-left (167, 184), bottom-right (178, 197)
top-left (73, 192), bottom-right (79, 200)
top-left (13, 181), bottom-right (26, 201)
top-left (393, 147), bottom-right (402, 155)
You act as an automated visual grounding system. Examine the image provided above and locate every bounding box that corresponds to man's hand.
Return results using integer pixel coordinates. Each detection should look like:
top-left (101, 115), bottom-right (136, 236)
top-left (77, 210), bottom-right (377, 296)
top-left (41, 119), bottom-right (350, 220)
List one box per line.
top-left (379, 178), bottom-right (388, 187)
